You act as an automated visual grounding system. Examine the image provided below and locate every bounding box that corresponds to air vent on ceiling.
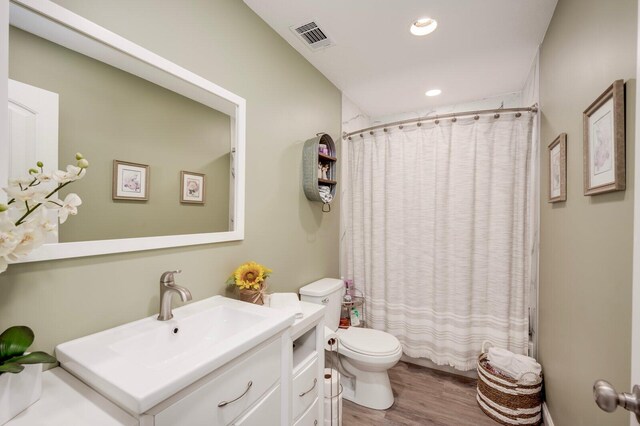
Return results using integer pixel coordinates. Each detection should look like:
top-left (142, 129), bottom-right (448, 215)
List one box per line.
top-left (290, 21), bottom-right (334, 51)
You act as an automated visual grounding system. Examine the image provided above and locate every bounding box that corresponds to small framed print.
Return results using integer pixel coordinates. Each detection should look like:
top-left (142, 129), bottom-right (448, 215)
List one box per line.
top-left (548, 133), bottom-right (567, 203)
top-left (180, 171), bottom-right (206, 204)
top-left (113, 160), bottom-right (149, 201)
top-left (583, 79), bottom-right (626, 195)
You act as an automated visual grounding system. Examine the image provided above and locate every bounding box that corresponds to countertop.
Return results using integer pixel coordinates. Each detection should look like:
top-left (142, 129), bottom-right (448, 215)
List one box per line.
top-left (6, 368), bottom-right (137, 426)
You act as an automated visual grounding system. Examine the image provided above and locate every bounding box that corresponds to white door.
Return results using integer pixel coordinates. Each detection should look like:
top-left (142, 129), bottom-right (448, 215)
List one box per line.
top-left (8, 79), bottom-right (59, 242)
top-left (630, 5), bottom-right (640, 422)
top-left (595, 5), bottom-right (640, 423)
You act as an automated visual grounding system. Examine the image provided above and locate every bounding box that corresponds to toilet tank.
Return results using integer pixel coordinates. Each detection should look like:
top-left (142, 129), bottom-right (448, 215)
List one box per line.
top-left (299, 278), bottom-right (344, 331)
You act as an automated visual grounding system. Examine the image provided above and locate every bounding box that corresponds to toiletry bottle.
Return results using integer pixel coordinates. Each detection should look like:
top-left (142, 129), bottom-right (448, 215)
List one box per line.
top-left (350, 307), bottom-right (361, 327)
top-left (346, 279), bottom-right (355, 298)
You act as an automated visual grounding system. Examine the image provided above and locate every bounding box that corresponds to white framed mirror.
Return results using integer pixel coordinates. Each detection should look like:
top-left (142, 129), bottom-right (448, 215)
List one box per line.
top-left (0, 0), bottom-right (245, 262)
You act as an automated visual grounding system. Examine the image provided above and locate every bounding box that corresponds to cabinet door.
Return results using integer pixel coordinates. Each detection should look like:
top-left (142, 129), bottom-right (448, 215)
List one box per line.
top-left (232, 385), bottom-right (280, 426)
top-left (292, 356), bottom-right (319, 421)
top-left (154, 339), bottom-right (281, 426)
top-left (293, 397), bottom-right (319, 426)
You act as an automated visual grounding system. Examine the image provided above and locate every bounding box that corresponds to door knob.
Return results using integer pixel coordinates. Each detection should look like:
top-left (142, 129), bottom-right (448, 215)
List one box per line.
top-left (593, 380), bottom-right (640, 421)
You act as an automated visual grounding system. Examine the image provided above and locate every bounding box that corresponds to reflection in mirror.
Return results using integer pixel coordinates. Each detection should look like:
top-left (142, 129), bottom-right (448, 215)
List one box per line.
top-left (2, 0), bottom-right (245, 262)
top-left (8, 27), bottom-right (231, 243)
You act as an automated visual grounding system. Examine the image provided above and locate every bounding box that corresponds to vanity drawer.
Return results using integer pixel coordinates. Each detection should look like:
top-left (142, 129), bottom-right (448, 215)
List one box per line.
top-left (154, 338), bottom-right (281, 426)
top-left (292, 356), bottom-right (319, 420)
top-left (232, 384), bottom-right (280, 426)
top-left (293, 397), bottom-right (319, 426)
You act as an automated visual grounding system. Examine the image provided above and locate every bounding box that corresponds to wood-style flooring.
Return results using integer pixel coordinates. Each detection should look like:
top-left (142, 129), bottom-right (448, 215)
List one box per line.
top-left (342, 361), bottom-right (499, 426)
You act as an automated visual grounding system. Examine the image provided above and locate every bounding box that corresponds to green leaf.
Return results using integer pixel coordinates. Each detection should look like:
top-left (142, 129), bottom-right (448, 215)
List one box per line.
top-left (5, 351), bottom-right (57, 365)
top-left (0, 326), bottom-right (34, 361)
top-left (0, 363), bottom-right (25, 374)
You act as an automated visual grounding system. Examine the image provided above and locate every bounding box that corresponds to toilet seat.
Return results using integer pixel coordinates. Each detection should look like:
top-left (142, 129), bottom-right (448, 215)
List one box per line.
top-left (338, 327), bottom-right (401, 356)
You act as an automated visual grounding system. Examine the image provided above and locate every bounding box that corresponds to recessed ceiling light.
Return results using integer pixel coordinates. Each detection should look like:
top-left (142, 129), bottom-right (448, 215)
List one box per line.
top-left (425, 89), bottom-right (442, 97)
top-left (410, 17), bottom-right (438, 36)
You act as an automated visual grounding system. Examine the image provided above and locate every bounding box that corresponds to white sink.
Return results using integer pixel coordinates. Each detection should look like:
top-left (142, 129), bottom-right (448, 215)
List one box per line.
top-left (56, 296), bottom-right (295, 414)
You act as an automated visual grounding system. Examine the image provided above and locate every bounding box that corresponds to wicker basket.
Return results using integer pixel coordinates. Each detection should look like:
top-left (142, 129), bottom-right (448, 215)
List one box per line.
top-left (476, 343), bottom-right (543, 426)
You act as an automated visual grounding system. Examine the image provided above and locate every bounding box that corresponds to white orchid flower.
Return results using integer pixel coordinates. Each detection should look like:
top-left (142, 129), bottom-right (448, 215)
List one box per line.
top-left (0, 216), bottom-right (20, 258)
top-left (3, 184), bottom-right (49, 204)
top-left (53, 165), bottom-right (86, 184)
top-left (7, 224), bottom-right (44, 260)
top-left (8, 176), bottom-right (35, 186)
top-left (57, 193), bottom-right (82, 224)
top-left (35, 172), bottom-right (54, 183)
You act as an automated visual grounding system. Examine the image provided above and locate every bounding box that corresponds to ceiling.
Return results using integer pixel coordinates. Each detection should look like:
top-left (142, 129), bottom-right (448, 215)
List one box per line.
top-left (243, 0), bottom-right (557, 118)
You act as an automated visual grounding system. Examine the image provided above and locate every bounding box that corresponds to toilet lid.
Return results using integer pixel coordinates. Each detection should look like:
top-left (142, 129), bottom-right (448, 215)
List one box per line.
top-left (339, 327), bottom-right (400, 356)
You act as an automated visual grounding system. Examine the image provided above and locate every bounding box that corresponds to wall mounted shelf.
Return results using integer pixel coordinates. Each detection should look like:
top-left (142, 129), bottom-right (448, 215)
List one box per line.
top-left (302, 133), bottom-right (337, 210)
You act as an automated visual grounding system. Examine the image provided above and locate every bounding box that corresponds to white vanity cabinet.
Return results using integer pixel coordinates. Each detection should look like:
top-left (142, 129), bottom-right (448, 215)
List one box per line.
top-left (140, 335), bottom-right (289, 426)
top-left (288, 302), bottom-right (326, 426)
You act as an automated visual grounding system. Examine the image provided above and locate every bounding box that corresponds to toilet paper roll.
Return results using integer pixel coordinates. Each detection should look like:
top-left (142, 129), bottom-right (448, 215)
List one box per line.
top-left (324, 368), bottom-right (342, 426)
top-left (324, 368), bottom-right (341, 397)
top-left (324, 326), bottom-right (339, 351)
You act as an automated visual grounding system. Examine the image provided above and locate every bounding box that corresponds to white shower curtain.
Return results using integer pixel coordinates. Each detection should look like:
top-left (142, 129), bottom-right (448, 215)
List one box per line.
top-left (345, 114), bottom-right (534, 370)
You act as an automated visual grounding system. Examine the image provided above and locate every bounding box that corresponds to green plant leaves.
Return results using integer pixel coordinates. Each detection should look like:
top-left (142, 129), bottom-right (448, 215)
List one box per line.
top-left (4, 352), bottom-right (57, 366)
top-left (0, 326), bottom-right (57, 375)
top-left (0, 363), bottom-right (24, 374)
top-left (0, 326), bottom-right (34, 362)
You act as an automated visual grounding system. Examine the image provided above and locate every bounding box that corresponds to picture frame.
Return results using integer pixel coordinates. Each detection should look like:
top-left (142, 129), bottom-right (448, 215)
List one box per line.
top-left (112, 160), bottom-right (150, 201)
top-left (548, 133), bottom-right (567, 203)
top-left (583, 79), bottom-right (625, 195)
top-left (180, 171), bottom-right (206, 204)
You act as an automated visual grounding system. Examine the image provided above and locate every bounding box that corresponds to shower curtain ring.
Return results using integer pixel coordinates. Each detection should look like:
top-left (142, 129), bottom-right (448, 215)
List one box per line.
top-left (494, 113), bottom-right (500, 119)
top-left (474, 115), bottom-right (479, 120)
top-left (451, 117), bottom-right (457, 123)
top-left (434, 119), bottom-right (439, 125)
top-left (515, 112), bottom-right (522, 118)
top-left (417, 122), bottom-right (422, 127)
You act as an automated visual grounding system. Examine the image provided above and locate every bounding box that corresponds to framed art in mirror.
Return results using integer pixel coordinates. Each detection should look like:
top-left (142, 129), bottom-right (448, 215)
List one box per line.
top-left (113, 160), bottom-right (150, 201)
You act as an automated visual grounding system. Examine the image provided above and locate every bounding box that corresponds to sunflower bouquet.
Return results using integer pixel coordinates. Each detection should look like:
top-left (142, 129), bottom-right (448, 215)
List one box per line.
top-left (226, 261), bottom-right (272, 305)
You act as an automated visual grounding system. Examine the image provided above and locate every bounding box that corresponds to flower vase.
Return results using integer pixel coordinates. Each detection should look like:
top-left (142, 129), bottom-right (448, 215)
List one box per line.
top-left (239, 283), bottom-right (267, 305)
top-left (0, 364), bottom-right (43, 425)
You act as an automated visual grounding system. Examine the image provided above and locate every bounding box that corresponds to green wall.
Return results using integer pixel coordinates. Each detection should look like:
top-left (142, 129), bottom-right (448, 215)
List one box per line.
top-left (539, 0), bottom-right (636, 424)
top-left (9, 27), bottom-right (231, 241)
top-left (0, 0), bottom-right (341, 354)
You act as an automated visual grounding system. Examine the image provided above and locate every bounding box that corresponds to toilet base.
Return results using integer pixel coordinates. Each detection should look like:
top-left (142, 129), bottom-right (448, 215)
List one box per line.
top-left (340, 357), bottom-right (395, 410)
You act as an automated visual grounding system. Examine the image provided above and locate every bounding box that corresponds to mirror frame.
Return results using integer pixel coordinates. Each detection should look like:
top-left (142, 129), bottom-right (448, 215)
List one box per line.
top-left (0, 0), bottom-right (245, 262)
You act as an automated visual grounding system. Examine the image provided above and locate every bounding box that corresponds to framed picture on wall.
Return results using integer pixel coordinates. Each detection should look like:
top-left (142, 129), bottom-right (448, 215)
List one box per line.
top-left (180, 171), bottom-right (206, 204)
top-left (548, 133), bottom-right (567, 203)
top-left (583, 79), bottom-right (625, 195)
top-left (112, 160), bottom-right (149, 201)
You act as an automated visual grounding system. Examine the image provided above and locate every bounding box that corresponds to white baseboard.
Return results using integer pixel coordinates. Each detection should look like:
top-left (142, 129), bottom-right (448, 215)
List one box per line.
top-left (542, 402), bottom-right (554, 426)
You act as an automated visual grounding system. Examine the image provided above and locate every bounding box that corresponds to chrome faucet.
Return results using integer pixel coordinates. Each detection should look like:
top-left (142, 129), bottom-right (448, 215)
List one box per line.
top-left (157, 270), bottom-right (192, 321)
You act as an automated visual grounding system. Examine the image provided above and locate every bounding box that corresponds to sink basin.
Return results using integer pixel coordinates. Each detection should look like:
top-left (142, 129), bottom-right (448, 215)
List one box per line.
top-left (56, 296), bottom-right (295, 414)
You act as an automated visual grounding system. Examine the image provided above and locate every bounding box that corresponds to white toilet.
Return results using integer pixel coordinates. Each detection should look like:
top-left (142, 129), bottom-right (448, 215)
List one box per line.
top-left (300, 278), bottom-right (403, 410)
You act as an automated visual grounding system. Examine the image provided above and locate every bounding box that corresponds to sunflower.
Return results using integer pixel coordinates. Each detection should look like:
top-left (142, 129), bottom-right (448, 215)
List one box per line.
top-left (227, 261), bottom-right (272, 290)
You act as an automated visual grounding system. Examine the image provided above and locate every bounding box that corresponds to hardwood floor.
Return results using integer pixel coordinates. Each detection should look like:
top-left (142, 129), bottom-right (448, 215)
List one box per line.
top-left (342, 361), bottom-right (500, 426)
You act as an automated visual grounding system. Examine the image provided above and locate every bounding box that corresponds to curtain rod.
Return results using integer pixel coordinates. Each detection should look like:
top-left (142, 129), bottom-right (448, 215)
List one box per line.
top-left (342, 104), bottom-right (538, 140)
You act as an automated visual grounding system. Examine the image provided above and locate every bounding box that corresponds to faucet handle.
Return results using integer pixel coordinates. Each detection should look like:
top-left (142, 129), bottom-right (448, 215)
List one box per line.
top-left (160, 270), bottom-right (182, 284)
